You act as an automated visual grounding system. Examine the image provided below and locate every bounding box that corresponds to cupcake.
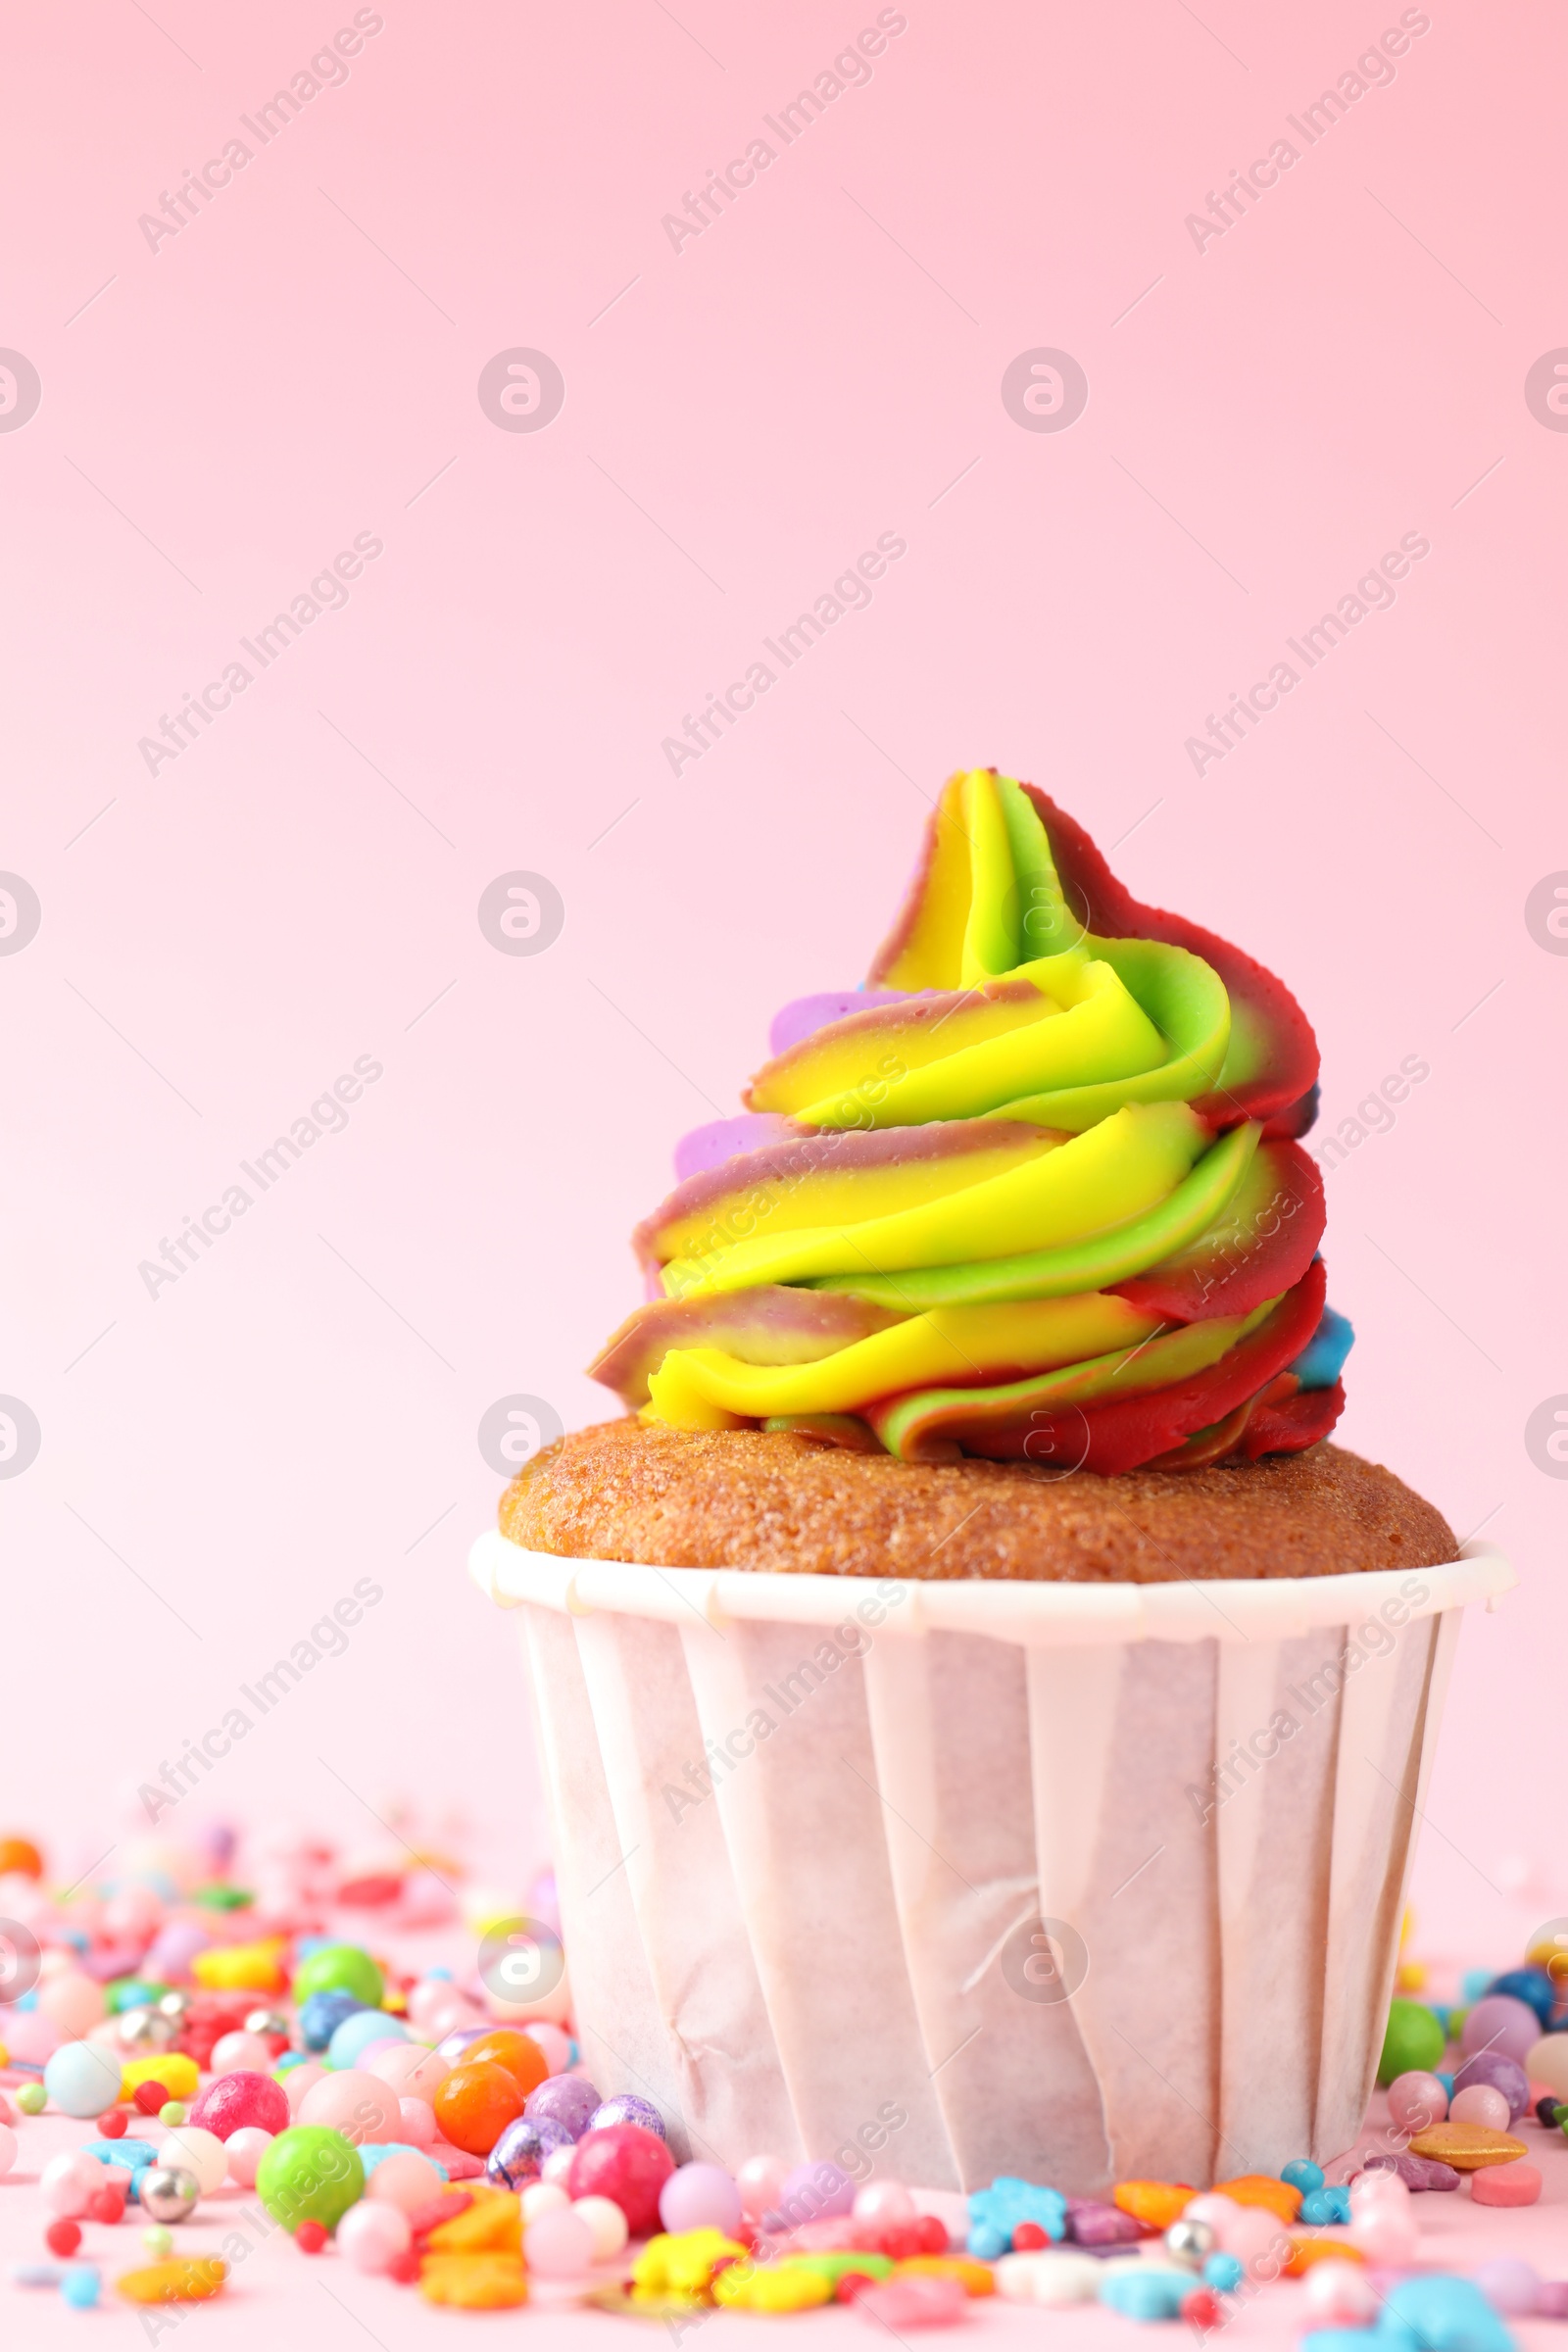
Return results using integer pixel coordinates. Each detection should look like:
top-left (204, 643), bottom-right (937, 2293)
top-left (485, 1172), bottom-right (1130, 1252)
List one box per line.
top-left (472, 770), bottom-right (1509, 2193)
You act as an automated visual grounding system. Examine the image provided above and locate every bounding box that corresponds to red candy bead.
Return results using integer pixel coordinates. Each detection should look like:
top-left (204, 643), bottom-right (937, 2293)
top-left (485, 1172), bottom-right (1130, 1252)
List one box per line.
top-left (566, 2125), bottom-right (675, 2238)
top-left (97, 2108), bottom-right (128, 2139)
top-left (188, 2071), bottom-right (290, 2141)
top-left (1182, 2288), bottom-right (1223, 2328)
top-left (46, 2220), bottom-right (82, 2256)
top-left (88, 2187), bottom-right (124, 2226)
top-left (296, 2220), bottom-right (328, 2254)
top-left (917, 2214), bottom-right (949, 2253)
top-left (134, 2081), bottom-right (170, 2116)
top-left (388, 2248), bottom-right (422, 2283)
top-left (1013, 2221), bottom-right (1050, 2251)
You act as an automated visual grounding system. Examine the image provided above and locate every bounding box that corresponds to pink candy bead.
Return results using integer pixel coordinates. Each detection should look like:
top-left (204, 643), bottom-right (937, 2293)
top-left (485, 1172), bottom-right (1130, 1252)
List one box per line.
top-left (523, 2207), bottom-right (596, 2278)
top-left (297, 2068), bottom-right (401, 2145)
top-left (225, 2128), bottom-right (273, 2187)
top-left (40, 2152), bottom-right (101, 2219)
top-left (365, 2149), bottom-right (446, 2213)
top-left (659, 2163), bottom-right (744, 2237)
top-left (1183, 2193), bottom-right (1241, 2237)
top-left (1472, 2164), bottom-right (1543, 2208)
top-left (284, 2062), bottom-right (327, 2116)
top-left (209, 2031), bottom-right (274, 2077)
top-left (339, 2199), bottom-right (413, 2274)
top-left (1349, 2181), bottom-right (1417, 2268)
top-left (736, 2153), bottom-right (789, 2225)
top-left (1224, 2207), bottom-right (1292, 2276)
top-left (542, 2143), bottom-right (578, 2185)
top-left (398, 2096), bottom-right (437, 2147)
top-left (370, 2045), bottom-right (449, 2101)
top-left (38, 1974), bottom-right (105, 2036)
top-left (1304, 2261), bottom-right (1378, 2325)
top-left (523, 2024), bottom-right (573, 2075)
top-left (856, 2275), bottom-right (967, 2328)
top-left (1387, 2069), bottom-right (1448, 2132)
top-left (854, 2180), bottom-right (918, 2224)
top-left (1451, 2084), bottom-right (1511, 2131)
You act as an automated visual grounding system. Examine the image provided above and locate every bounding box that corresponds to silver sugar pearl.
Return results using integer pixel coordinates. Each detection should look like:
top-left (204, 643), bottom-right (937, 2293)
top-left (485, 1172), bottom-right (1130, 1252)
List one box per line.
top-left (157, 1989), bottom-right (194, 2024)
top-left (244, 2008), bottom-right (288, 2039)
top-left (116, 2005), bottom-right (177, 2052)
top-left (139, 2165), bottom-right (200, 2225)
top-left (1164, 2217), bottom-right (1216, 2267)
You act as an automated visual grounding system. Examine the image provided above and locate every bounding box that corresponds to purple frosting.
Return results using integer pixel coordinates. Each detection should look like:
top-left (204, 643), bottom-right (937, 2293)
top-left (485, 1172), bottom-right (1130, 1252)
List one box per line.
top-left (486, 2113), bottom-right (572, 2188)
top-left (523, 2073), bottom-right (602, 2140)
top-left (672, 1113), bottom-right (798, 1182)
top-left (766, 989), bottom-right (915, 1057)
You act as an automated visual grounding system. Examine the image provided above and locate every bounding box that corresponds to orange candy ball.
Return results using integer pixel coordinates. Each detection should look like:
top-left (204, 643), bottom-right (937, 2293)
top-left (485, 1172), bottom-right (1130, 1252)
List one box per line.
top-left (432, 2062), bottom-right (527, 2157)
top-left (0, 1838), bottom-right (43, 1879)
top-left (457, 2033), bottom-right (549, 2099)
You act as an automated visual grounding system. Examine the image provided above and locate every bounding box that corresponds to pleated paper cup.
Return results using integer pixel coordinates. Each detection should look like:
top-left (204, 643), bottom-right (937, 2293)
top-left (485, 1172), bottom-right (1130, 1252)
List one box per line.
top-left (469, 1530), bottom-right (1511, 2194)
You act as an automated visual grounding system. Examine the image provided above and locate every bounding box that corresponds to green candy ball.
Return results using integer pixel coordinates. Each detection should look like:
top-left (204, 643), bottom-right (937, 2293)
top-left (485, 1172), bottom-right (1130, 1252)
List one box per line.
top-left (255, 2125), bottom-right (365, 2234)
top-left (291, 1943), bottom-right (383, 2009)
top-left (1378, 1997), bottom-right (1446, 2085)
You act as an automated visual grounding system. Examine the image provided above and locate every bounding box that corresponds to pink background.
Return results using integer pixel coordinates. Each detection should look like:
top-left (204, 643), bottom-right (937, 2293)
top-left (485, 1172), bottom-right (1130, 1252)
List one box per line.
top-left (2, 0), bottom-right (1563, 1951)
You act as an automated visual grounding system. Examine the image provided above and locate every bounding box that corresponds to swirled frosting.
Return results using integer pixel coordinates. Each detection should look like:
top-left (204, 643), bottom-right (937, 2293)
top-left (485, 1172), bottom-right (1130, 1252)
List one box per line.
top-left (591, 770), bottom-right (1348, 1470)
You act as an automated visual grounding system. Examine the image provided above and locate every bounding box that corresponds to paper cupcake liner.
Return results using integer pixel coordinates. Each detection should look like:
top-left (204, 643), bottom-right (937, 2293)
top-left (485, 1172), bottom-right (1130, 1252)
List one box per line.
top-left (471, 1533), bottom-right (1512, 2193)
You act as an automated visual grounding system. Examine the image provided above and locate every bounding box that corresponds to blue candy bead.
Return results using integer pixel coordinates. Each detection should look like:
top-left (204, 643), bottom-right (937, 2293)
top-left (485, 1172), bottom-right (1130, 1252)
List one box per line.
top-left (587, 2094), bottom-right (664, 2139)
top-left (966, 2223), bottom-right (1008, 2261)
top-left (83, 2139), bottom-right (158, 2174)
top-left (1300, 2332), bottom-right (1383, 2352)
top-left (273, 2051), bottom-right (310, 2073)
top-left (326, 2009), bottom-right (408, 2071)
top-left (966, 2176), bottom-right (1068, 2248)
top-left (298, 1988), bottom-right (367, 2051)
top-left (360, 2143), bottom-right (447, 2184)
top-left (61, 2268), bottom-right (101, 2309)
top-left (1282, 2158), bottom-right (1326, 2194)
top-left (1436, 2072), bottom-right (1454, 2098)
top-left (1101, 2270), bottom-right (1190, 2321)
top-left (1204, 2253), bottom-right (1245, 2292)
top-left (1381, 2275), bottom-right (1517, 2352)
top-left (1486, 1969), bottom-right (1556, 2030)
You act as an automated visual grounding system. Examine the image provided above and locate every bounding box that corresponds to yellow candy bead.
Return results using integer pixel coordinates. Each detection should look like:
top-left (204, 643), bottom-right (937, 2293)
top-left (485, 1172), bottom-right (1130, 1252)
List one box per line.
top-left (122, 2053), bottom-right (199, 2102)
top-left (190, 1938), bottom-right (287, 1993)
top-left (419, 2253), bottom-right (527, 2308)
top-left (118, 2259), bottom-right (227, 2305)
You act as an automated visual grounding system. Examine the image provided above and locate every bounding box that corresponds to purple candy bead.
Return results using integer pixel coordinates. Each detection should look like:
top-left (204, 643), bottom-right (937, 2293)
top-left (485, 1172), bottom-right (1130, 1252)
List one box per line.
top-left (1452, 2049), bottom-right (1531, 2123)
top-left (1066, 2198), bottom-right (1144, 2245)
top-left (1459, 1995), bottom-right (1540, 2068)
top-left (776, 2161), bottom-right (856, 2228)
top-left (587, 2094), bottom-right (665, 2140)
top-left (1535, 2283), bottom-right (1568, 2320)
top-left (523, 2074), bottom-right (602, 2141)
top-left (1474, 2259), bottom-right (1541, 2317)
top-left (436, 2025), bottom-right (494, 2064)
top-left (486, 2114), bottom-right (572, 2189)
